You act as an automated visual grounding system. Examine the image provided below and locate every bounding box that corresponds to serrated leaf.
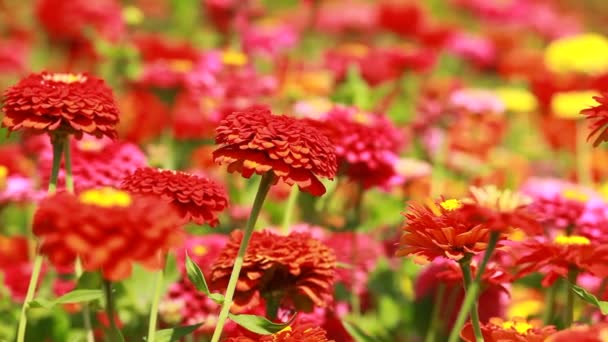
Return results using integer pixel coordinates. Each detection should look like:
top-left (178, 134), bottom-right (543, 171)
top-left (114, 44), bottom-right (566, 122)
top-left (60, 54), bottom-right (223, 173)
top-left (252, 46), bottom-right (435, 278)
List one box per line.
top-left (155, 323), bottom-right (202, 342)
top-left (185, 253), bottom-right (224, 304)
top-left (30, 290), bottom-right (103, 309)
top-left (228, 313), bottom-right (295, 335)
top-left (571, 283), bottom-right (608, 314)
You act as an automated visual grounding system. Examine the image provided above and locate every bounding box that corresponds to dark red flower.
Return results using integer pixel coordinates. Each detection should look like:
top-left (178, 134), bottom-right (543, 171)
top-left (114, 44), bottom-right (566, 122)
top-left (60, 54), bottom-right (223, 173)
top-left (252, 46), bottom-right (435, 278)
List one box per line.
top-left (2, 72), bottom-right (120, 139)
top-left (213, 109), bottom-right (337, 196)
top-left (211, 230), bottom-right (336, 312)
top-left (33, 188), bottom-right (184, 281)
top-left (461, 317), bottom-right (556, 342)
top-left (121, 167), bottom-right (229, 226)
top-left (582, 92), bottom-right (608, 147)
top-left (225, 323), bottom-right (334, 342)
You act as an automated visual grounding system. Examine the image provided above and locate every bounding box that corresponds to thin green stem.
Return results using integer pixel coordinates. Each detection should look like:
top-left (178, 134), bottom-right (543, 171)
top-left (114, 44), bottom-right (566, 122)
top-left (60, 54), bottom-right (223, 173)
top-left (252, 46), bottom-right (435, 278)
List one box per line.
top-left (565, 269), bottom-right (579, 327)
top-left (281, 186), bottom-right (299, 234)
top-left (75, 260), bottom-right (95, 342)
top-left (425, 282), bottom-right (446, 342)
top-left (147, 262), bottom-right (166, 342)
top-left (210, 172), bottom-right (275, 342)
top-left (64, 137), bottom-right (74, 193)
top-left (543, 284), bottom-right (556, 325)
top-left (448, 232), bottom-right (500, 342)
top-left (104, 281), bottom-right (118, 333)
top-left (16, 136), bottom-right (64, 342)
top-left (459, 258), bottom-right (483, 342)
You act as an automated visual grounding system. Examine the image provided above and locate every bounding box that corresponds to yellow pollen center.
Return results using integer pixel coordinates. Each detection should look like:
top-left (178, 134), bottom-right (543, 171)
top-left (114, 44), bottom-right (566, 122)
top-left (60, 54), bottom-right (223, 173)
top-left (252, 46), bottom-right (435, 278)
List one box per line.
top-left (222, 51), bottom-right (248, 66)
top-left (192, 245), bottom-right (208, 256)
top-left (43, 73), bottom-right (87, 84)
top-left (554, 235), bottom-right (591, 246)
top-left (77, 139), bottom-right (104, 152)
top-left (169, 59), bottom-right (193, 73)
top-left (276, 326), bottom-right (292, 335)
top-left (440, 199), bottom-right (462, 211)
top-left (501, 321), bottom-right (533, 335)
top-left (562, 189), bottom-right (589, 202)
top-left (79, 188), bottom-right (132, 208)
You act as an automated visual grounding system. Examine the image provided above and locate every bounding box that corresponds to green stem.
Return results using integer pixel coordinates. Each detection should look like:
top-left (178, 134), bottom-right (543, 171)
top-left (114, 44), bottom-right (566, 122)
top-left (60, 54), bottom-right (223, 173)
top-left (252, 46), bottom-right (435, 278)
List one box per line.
top-left (281, 186), bottom-right (299, 234)
top-left (565, 269), bottom-right (579, 327)
top-left (75, 260), bottom-right (95, 342)
top-left (543, 283), bottom-right (556, 325)
top-left (147, 263), bottom-right (166, 342)
top-left (16, 135), bottom-right (64, 342)
top-left (210, 172), bottom-right (275, 342)
top-left (448, 232), bottom-right (500, 342)
top-left (103, 281), bottom-right (119, 334)
top-left (64, 137), bottom-right (74, 193)
top-left (459, 258), bottom-right (483, 342)
top-left (425, 282), bottom-right (446, 342)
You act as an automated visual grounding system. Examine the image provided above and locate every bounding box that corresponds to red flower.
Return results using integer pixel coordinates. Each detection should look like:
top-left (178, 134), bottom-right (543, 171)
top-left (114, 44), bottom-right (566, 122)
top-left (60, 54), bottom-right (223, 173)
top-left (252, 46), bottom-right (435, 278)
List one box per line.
top-left (225, 323), bottom-right (334, 342)
top-left (121, 167), bottom-right (229, 226)
top-left (118, 89), bottom-right (170, 144)
top-left (396, 199), bottom-right (491, 261)
top-left (211, 230), bottom-right (336, 312)
top-left (32, 188), bottom-right (184, 281)
top-left (0, 235), bottom-right (29, 269)
top-left (213, 109), bottom-right (337, 196)
top-left (581, 92), bottom-right (608, 147)
top-left (461, 317), bottom-right (556, 342)
top-left (546, 323), bottom-right (608, 341)
top-left (2, 72), bottom-right (120, 139)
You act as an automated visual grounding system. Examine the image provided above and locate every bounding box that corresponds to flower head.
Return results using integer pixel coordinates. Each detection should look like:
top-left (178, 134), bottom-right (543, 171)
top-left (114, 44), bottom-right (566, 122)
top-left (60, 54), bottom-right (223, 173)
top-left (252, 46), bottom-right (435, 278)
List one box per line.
top-left (582, 92), bottom-right (608, 146)
top-left (461, 317), bottom-right (556, 342)
top-left (213, 109), bottom-right (337, 196)
top-left (546, 323), bottom-right (608, 341)
top-left (160, 277), bottom-right (220, 333)
top-left (211, 230), bottom-right (336, 312)
top-left (121, 167), bottom-right (229, 226)
top-left (226, 324), bottom-right (334, 342)
top-left (544, 33), bottom-right (608, 76)
top-left (2, 72), bottom-right (120, 139)
top-left (33, 188), bottom-right (184, 281)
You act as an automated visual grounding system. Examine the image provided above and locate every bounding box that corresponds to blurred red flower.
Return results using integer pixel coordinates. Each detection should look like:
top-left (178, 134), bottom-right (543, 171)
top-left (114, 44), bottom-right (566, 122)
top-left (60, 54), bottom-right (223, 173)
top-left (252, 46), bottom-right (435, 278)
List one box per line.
top-left (581, 92), bottom-right (608, 147)
top-left (225, 323), bottom-right (334, 342)
top-left (121, 167), bottom-right (229, 226)
top-left (213, 109), bottom-right (337, 196)
top-left (545, 323), bottom-right (608, 341)
top-left (2, 72), bottom-right (120, 139)
top-left (33, 188), bottom-right (184, 281)
top-left (211, 230), bottom-right (336, 313)
top-left (118, 89), bottom-right (170, 144)
top-left (461, 317), bottom-right (556, 342)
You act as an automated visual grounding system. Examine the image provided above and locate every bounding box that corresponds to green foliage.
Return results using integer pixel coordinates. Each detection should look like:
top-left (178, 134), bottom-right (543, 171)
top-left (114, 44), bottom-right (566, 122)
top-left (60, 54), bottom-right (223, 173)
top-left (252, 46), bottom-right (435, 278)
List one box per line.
top-left (155, 323), bottom-right (203, 342)
top-left (228, 313), bottom-right (294, 335)
top-left (571, 283), bottom-right (608, 314)
top-left (185, 253), bottom-right (225, 304)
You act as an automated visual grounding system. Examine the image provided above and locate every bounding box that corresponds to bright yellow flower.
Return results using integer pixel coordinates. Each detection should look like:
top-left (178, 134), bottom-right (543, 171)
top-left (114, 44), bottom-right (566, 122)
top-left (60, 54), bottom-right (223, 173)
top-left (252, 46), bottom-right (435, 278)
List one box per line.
top-left (545, 33), bottom-right (608, 75)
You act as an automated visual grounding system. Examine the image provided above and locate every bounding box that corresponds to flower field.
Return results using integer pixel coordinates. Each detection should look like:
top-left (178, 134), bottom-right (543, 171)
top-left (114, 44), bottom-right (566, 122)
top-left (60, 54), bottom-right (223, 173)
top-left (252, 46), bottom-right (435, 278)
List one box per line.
top-left (2, 0), bottom-right (608, 341)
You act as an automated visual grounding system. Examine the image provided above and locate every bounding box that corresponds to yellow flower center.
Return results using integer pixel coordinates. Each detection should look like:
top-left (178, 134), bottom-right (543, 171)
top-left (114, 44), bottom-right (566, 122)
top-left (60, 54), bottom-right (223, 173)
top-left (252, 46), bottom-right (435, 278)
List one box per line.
top-left (562, 189), bottom-right (589, 202)
top-left (440, 199), bottom-right (462, 211)
top-left (192, 245), bottom-right (208, 256)
top-left (169, 59), bottom-right (193, 73)
top-left (551, 91), bottom-right (598, 119)
top-left (43, 73), bottom-right (87, 84)
top-left (79, 188), bottom-right (132, 207)
top-left (0, 165), bottom-right (8, 190)
top-left (554, 235), bottom-right (591, 246)
top-left (501, 320), bottom-right (533, 335)
top-left (495, 87), bottom-right (538, 113)
top-left (544, 33), bottom-right (608, 75)
top-left (222, 51), bottom-right (248, 66)
top-left (77, 139), bottom-right (104, 152)
top-left (122, 5), bottom-right (144, 25)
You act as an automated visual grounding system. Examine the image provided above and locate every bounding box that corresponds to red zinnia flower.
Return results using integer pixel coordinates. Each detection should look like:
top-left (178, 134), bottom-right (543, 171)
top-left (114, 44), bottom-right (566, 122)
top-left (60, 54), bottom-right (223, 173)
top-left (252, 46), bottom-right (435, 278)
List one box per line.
top-left (32, 188), bottom-right (184, 281)
top-left (225, 324), bottom-right (334, 342)
top-left (546, 323), bottom-right (608, 341)
top-left (396, 198), bottom-right (491, 261)
top-left (461, 317), bottom-right (556, 342)
top-left (213, 109), bottom-right (337, 196)
top-left (211, 230), bottom-right (336, 312)
top-left (2, 72), bottom-right (120, 139)
top-left (581, 92), bottom-right (608, 147)
top-left (121, 167), bottom-right (229, 226)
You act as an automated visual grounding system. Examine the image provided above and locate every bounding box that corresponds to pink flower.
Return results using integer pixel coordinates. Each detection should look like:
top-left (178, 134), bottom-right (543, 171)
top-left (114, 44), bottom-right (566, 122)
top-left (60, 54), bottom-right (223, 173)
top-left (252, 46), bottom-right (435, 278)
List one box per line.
top-left (0, 176), bottom-right (43, 204)
top-left (449, 88), bottom-right (505, 115)
top-left (446, 32), bottom-right (496, 68)
top-left (175, 234), bottom-right (229, 276)
top-left (242, 22), bottom-right (299, 57)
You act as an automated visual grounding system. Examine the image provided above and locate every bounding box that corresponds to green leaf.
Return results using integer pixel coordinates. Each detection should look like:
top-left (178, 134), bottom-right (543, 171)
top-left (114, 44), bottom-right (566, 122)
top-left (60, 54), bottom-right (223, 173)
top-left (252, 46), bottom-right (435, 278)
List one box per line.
top-left (76, 272), bottom-right (102, 290)
top-left (30, 289), bottom-right (104, 309)
top-left (228, 313), bottom-right (295, 335)
top-left (185, 253), bottom-right (224, 304)
top-left (570, 283), bottom-right (608, 314)
top-left (155, 323), bottom-right (202, 342)
top-left (342, 320), bottom-right (377, 342)
top-left (378, 296), bottom-right (400, 329)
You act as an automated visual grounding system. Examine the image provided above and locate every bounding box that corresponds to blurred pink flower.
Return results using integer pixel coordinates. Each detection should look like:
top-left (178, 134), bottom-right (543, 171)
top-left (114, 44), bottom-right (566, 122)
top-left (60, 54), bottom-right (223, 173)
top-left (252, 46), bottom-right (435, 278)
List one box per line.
top-left (446, 32), bottom-right (496, 68)
top-left (175, 234), bottom-right (229, 276)
top-left (242, 22), bottom-right (299, 57)
top-left (449, 88), bottom-right (505, 115)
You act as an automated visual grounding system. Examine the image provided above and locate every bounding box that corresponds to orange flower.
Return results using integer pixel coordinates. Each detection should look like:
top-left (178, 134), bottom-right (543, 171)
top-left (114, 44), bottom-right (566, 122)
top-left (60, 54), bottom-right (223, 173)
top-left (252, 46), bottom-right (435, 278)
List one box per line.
top-left (396, 199), bottom-right (491, 261)
top-left (461, 317), bottom-right (556, 342)
top-left (121, 167), bottom-right (229, 226)
top-left (32, 188), bottom-right (184, 280)
top-left (581, 92), bottom-right (608, 146)
top-left (2, 72), bottom-right (120, 139)
top-left (225, 324), bottom-right (334, 342)
top-left (211, 230), bottom-right (336, 312)
top-left (545, 323), bottom-right (608, 341)
top-left (213, 109), bottom-right (337, 196)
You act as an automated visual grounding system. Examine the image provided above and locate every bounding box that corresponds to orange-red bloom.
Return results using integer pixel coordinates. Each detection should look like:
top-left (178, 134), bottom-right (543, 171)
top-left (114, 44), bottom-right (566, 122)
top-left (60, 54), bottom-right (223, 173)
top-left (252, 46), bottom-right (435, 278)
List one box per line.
top-left (213, 109), bottom-right (337, 196)
top-left (545, 323), bottom-right (608, 341)
top-left (2, 72), bottom-right (120, 139)
top-left (396, 199), bottom-right (491, 261)
top-left (461, 317), bottom-right (556, 342)
top-left (581, 92), bottom-right (608, 147)
top-left (121, 167), bottom-right (229, 226)
top-left (226, 324), bottom-right (334, 342)
top-left (32, 188), bottom-right (184, 281)
top-left (211, 230), bottom-right (336, 312)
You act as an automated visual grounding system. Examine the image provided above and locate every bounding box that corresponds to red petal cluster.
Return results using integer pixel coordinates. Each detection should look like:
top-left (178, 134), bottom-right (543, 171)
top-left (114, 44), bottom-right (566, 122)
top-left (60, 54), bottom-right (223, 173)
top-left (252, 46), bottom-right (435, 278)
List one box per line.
top-left (211, 230), bottom-right (336, 312)
top-left (546, 323), bottom-right (608, 341)
top-left (121, 167), bottom-right (229, 226)
top-left (32, 190), bottom-right (184, 281)
top-left (461, 317), bottom-right (556, 342)
top-left (226, 324), bottom-right (334, 342)
top-left (2, 72), bottom-right (120, 139)
top-left (213, 109), bottom-right (337, 196)
top-left (396, 200), bottom-right (491, 261)
top-left (581, 93), bottom-right (608, 147)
